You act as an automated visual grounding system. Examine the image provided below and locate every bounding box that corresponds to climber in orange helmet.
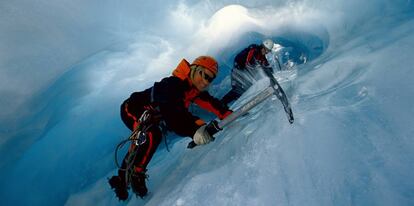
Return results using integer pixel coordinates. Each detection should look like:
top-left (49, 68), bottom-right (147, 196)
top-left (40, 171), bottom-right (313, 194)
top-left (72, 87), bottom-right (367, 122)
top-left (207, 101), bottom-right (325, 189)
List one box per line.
top-left (109, 56), bottom-right (232, 200)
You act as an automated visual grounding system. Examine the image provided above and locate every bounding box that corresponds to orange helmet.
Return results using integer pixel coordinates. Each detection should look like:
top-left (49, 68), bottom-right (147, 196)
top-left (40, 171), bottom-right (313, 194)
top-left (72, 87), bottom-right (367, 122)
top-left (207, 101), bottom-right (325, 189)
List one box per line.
top-left (191, 56), bottom-right (218, 75)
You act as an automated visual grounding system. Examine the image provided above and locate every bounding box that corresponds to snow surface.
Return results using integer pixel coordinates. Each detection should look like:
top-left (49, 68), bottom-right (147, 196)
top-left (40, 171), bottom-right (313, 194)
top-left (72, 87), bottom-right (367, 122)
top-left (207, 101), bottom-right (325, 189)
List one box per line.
top-left (1, 0), bottom-right (414, 205)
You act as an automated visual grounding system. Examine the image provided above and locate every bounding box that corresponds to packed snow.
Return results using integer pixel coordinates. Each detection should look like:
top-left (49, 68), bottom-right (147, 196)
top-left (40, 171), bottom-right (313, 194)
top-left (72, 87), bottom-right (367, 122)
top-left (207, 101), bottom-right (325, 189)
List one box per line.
top-left (1, 0), bottom-right (413, 205)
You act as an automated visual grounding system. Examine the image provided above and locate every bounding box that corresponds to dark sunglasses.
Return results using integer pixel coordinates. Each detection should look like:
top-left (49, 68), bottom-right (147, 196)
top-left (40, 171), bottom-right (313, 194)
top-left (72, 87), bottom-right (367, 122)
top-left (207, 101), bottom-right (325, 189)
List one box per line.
top-left (198, 69), bottom-right (215, 83)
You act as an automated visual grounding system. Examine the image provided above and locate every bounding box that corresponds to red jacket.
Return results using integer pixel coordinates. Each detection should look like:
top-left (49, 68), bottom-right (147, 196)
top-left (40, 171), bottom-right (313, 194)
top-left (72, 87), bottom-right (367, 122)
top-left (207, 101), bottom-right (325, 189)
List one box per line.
top-left (234, 44), bottom-right (269, 70)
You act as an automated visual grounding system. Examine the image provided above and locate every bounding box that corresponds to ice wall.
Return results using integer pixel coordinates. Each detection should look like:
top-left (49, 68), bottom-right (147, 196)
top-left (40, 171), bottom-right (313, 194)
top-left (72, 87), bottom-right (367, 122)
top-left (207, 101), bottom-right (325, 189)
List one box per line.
top-left (1, 0), bottom-right (413, 205)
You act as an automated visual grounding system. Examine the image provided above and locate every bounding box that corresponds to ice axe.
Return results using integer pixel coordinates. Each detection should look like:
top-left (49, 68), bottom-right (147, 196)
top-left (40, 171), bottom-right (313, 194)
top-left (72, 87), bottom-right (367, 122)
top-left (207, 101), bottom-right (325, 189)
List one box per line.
top-left (187, 67), bottom-right (294, 148)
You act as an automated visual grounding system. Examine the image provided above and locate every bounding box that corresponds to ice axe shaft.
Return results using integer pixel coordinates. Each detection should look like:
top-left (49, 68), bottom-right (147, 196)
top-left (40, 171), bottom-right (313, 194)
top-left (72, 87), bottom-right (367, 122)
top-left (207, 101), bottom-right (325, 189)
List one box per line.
top-left (218, 86), bottom-right (275, 128)
top-left (262, 67), bottom-right (294, 124)
top-left (187, 86), bottom-right (277, 149)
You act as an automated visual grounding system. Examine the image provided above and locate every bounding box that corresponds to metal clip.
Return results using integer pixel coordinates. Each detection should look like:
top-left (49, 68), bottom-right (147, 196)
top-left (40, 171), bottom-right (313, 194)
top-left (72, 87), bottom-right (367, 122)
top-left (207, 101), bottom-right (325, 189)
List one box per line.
top-left (139, 110), bottom-right (151, 124)
top-left (134, 131), bottom-right (147, 146)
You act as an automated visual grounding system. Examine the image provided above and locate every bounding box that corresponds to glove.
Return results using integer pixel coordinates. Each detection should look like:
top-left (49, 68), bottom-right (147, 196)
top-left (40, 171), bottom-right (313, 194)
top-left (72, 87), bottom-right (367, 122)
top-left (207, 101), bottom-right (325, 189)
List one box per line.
top-left (193, 125), bottom-right (213, 145)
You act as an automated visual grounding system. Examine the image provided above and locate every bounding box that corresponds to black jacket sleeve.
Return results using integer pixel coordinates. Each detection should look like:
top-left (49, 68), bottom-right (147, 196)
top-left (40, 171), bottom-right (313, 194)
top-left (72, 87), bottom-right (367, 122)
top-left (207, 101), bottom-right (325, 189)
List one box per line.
top-left (152, 76), bottom-right (201, 138)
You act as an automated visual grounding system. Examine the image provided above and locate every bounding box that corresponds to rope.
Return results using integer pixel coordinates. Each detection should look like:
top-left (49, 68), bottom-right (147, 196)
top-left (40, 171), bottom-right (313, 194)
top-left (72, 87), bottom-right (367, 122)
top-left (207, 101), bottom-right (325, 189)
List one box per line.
top-left (114, 139), bottom-right (131, 169)
top-left (164, 135), bottom-right (170, 152)
top-left (114, 106), bottom-right (168, 186)
top-left (114, 129), bottom-right (144, 186)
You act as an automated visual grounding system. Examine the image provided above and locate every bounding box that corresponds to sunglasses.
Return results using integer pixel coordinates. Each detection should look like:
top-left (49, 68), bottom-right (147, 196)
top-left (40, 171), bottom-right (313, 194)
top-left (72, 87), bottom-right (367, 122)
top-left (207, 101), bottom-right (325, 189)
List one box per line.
top-left (198, 69), bottom-right (215, 83)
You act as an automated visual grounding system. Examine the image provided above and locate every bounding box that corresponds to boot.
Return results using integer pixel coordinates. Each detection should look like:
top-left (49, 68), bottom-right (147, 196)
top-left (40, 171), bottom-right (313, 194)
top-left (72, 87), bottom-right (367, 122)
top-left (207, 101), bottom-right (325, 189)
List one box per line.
top-left (108, 175), bottom-right (129, 201)
top-left (131, 172), bottom-right (148, 198)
